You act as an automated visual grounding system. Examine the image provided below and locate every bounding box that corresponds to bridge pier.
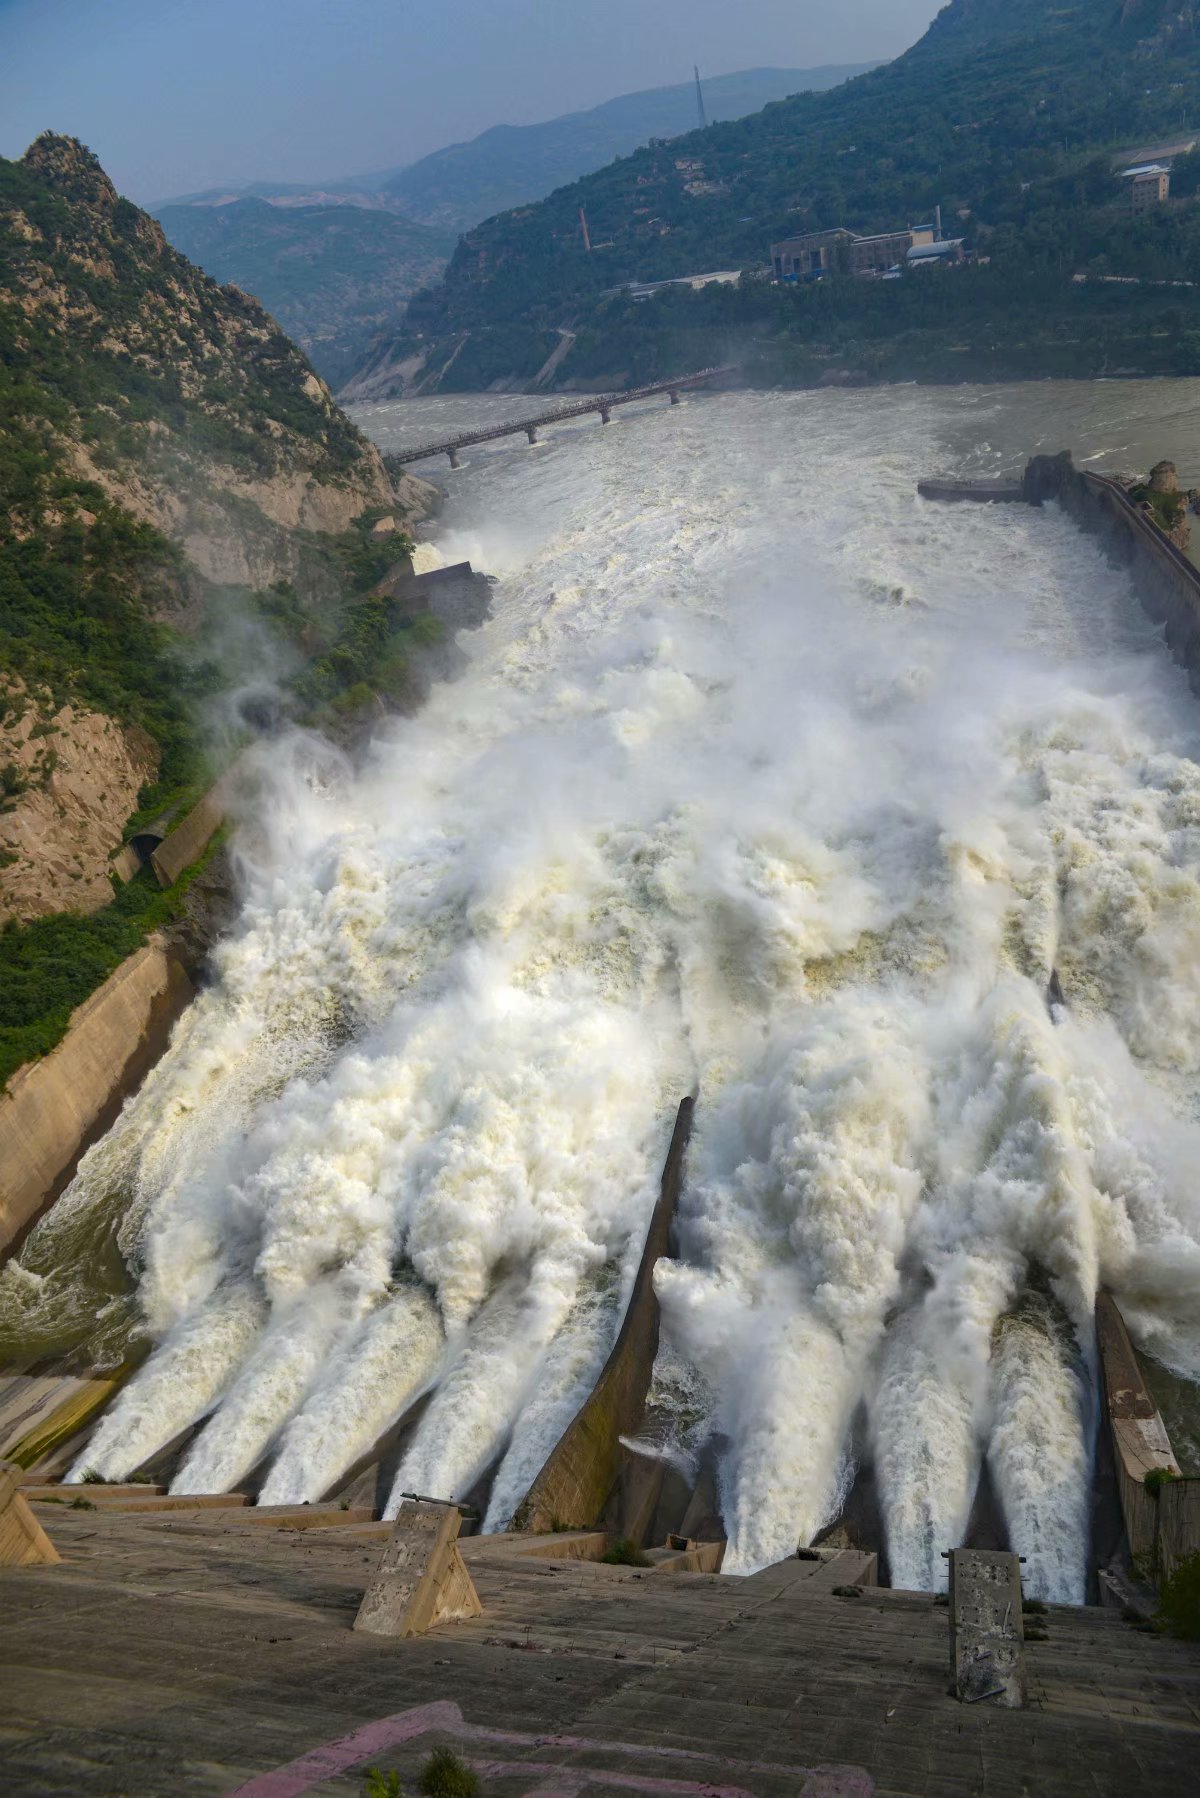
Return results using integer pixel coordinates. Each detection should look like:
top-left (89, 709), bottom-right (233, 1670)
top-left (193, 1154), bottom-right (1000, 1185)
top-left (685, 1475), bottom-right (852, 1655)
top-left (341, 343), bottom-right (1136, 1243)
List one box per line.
top-left (599, 407), bottom-right (611, 425)
top-left (526, 426), bottom-right (538, 445)
top-left (669, 391), bottom-right (680, 406)
top-left (448, 448), bottom-right (460, 470)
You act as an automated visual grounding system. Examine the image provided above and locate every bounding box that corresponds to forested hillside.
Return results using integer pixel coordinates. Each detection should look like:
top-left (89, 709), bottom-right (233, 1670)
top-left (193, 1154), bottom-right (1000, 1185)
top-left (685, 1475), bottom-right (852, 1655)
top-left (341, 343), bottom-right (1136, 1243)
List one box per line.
top-left (156, 199), bottom-right (454, 389)
top-left (391, 0), bottom-right (1200, 389)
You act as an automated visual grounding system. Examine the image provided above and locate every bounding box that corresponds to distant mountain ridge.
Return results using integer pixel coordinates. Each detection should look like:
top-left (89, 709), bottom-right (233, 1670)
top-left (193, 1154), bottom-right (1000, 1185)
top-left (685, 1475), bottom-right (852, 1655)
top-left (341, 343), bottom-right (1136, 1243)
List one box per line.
top-left (375, 65), bottom-right (878, 233)
top-left (154, 64), bottom-right (878, 231)
top-left (155, 198), bottom-right (454, 388)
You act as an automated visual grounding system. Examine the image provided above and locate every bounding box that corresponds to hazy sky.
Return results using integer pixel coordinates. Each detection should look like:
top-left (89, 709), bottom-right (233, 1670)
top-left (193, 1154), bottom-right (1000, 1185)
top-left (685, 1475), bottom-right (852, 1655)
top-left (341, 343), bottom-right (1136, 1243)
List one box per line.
top-left (0, 0), bottom-right (940, 203)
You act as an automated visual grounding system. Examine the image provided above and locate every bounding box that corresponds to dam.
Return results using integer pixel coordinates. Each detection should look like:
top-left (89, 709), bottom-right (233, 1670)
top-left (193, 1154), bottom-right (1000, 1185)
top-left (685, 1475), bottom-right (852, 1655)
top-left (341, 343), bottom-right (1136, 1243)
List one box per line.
top-left (5, 387), bottom-right (1200, 1762)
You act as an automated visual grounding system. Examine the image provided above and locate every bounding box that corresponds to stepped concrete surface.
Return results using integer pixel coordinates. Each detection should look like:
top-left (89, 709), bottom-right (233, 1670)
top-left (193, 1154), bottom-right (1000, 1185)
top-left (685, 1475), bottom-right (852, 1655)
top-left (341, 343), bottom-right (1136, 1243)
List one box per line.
top-left (2, 1504), bottom-right (1199, 1795)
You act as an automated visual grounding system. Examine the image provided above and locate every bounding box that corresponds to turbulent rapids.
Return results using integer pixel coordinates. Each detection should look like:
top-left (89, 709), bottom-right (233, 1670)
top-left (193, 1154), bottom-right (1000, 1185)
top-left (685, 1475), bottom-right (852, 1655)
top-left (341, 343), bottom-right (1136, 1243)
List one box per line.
top-left (6, 387), bottom-right (1200, 1602)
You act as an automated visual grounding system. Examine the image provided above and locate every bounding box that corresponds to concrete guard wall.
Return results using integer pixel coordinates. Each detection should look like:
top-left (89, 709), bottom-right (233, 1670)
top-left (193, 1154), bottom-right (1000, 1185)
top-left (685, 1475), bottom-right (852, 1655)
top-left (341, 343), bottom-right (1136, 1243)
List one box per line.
top-left (150, 783), bottom-right (227, 890)
top-left (512, 1096), bottom-right (695, 1533)
top-left (1158, 1476), bottom-right (1200, 1580)
top-left (0, 937), bottom-right (194, 1261)
top-left (1095, 1291), bottom-right (1184, 1570)
top-left (1023, 453), bottom-right (1200, 689)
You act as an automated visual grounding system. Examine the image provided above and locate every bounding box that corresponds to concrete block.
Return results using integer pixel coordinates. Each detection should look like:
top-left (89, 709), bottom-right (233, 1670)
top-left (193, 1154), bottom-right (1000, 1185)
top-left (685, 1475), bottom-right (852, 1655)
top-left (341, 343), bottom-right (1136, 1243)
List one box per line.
top-left (0, 1460), bottom-right (60, 1566)
top-left (354, 1500), bottom-right (481, 1638)
top-left (949, 1548), bottom-right (1024, 1708)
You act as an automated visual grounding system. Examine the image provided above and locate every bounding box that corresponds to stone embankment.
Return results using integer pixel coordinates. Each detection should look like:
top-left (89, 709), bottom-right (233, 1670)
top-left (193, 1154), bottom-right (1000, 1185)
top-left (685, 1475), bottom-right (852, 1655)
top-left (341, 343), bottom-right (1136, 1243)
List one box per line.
top-left (1024, 452), bottom-right (1200, 690)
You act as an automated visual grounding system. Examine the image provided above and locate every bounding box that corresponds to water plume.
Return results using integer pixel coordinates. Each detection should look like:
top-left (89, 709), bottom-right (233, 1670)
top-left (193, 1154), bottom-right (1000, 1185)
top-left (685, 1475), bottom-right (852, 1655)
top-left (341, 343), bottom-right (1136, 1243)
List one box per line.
top-left (8, 386), bottom-right (1198, 1590)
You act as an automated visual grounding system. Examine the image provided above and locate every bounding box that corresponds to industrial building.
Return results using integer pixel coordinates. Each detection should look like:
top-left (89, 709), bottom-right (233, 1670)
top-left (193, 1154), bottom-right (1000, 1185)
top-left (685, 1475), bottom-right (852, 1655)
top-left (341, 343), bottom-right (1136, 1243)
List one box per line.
top-left (1123, 162), bottom-right (1171, 212)
top-left (770, 220), bottom-right (963, 281)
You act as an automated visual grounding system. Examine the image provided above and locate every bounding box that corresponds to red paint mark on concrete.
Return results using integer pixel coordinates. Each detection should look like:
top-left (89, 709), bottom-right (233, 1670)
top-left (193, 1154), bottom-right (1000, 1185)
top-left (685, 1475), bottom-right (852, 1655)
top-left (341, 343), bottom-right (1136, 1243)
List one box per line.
top-left (226, 1699), bottom-right (873, 1798)
top-left (228, 1701), bottom-right (462, 1798)
top-left (472, 1758), bottom-right (754, 1795)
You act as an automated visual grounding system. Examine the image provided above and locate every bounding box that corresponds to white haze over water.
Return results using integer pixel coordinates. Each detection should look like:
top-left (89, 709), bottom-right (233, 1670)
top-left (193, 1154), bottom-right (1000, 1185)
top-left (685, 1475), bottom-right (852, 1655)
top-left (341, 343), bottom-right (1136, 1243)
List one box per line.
top-left (8, 385), bottom-right (1200, 1599)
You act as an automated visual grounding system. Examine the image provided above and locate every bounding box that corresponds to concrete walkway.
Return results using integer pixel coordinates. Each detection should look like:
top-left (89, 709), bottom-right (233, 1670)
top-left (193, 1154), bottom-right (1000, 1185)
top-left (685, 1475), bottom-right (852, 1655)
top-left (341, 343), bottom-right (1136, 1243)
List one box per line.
top-left (2, 1507), bottom-right (1199, 1795)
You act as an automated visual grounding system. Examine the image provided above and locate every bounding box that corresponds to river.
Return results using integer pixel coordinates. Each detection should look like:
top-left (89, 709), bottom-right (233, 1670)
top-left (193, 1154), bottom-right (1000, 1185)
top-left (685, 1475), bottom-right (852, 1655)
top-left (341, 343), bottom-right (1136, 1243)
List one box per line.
top-left (5, 380), bottom-right (1200, 1598)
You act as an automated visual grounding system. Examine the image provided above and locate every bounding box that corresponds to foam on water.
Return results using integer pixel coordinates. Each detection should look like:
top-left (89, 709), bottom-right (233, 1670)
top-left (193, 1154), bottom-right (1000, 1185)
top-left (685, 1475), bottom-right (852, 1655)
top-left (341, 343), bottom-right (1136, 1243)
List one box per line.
top-left (3, 385), bottom-right (1195, 1581)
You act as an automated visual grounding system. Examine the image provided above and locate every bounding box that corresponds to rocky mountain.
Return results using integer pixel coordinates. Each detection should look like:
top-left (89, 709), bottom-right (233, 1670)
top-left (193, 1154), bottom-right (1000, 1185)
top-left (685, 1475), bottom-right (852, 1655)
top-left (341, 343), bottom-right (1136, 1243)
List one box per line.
top-left (0, 133), bottom-right (428, 941)
top-left (394, 0), bottom-right (1200, 388)
top-left (155, 198), bottom-right (455, 389)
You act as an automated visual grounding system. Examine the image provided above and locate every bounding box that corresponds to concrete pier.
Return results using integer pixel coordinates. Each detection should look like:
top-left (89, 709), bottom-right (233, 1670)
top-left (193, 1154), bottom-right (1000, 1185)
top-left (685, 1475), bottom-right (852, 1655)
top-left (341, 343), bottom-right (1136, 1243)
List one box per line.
top-left (354, 1500), bottom-right (481, 1638)
top-left (949, 1548), bottom-right (1025, 1708)
top-left (512, 1097), bottom-right (694, 1533)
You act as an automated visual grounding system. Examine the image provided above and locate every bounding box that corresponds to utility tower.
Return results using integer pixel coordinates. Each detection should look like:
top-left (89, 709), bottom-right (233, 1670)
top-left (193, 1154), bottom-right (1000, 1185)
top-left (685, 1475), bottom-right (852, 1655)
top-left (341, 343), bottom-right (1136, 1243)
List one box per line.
top-left (694, 64), bottom-right (707, 129)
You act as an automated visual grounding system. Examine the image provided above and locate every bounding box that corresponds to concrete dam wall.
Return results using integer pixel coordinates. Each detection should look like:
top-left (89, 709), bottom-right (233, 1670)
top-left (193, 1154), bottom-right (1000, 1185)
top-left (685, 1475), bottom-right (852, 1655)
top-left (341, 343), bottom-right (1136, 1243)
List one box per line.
top-left (0, 938), bottom-right (194, 1263)
top-left (512, 1096), bottom-right (695, 1534)
top-left (1025, 453), bottom-right (1200, 689)
top-left (924, 453), bottom-right (1200, 694)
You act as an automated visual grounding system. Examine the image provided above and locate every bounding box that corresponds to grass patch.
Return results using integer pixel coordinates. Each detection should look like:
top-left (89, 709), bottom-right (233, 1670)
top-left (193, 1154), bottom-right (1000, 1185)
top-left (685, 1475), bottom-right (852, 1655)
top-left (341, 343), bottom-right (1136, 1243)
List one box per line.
top-left (1158, 1552), bottom-right (1200, 1642)
top-left (1144, 1466), bottom-right (1179, 1496)
top-left (418, 1747), bottom-right (479, 1798)
top-left (601, 1537), bottom-right (651, 1567)
top-left (1129, 484), bottom-right (1188, 536)
top-left (363, 1773), bottom-right (404, 1798)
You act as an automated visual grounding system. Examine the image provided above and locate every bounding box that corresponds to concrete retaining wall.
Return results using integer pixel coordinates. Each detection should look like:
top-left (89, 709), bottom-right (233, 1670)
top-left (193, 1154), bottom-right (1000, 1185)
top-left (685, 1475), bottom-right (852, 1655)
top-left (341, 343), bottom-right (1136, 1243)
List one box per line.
top-left (0, 938), bottom-right (194, 1262)
top-left (1094, 1292), bottom-right (1200, 1583)
top-left (1023, 453), bottom-right (1200, 689)
top-left (150, 783), bottom-right (227, 890)
top-left (1158, 1476), bottom-right (1200, 1581)
top-left (512, 1097), bottom-right (694, 1533)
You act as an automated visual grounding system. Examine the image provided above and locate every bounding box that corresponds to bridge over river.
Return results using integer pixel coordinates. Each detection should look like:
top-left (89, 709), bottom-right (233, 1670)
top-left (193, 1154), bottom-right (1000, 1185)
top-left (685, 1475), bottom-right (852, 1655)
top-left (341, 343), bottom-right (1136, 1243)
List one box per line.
top-left (387, 365), bottom-right (738, 468)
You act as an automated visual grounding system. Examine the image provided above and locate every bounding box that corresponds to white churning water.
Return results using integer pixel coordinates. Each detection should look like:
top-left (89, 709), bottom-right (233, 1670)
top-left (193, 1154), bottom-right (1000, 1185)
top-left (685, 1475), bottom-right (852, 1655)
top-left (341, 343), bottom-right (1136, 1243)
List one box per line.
top-left (7, 385), bottom-right (1200, 1600)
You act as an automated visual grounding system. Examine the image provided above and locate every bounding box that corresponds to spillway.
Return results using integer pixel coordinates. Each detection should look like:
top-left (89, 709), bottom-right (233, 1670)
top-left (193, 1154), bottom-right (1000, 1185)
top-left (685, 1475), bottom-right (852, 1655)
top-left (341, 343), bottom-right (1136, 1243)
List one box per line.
top-left (6, 384), bottom-right (1200, 1589)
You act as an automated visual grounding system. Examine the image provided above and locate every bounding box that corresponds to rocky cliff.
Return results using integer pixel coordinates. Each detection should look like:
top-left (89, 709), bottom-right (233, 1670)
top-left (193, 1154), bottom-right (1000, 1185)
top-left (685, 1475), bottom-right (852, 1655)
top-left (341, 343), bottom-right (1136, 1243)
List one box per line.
top-left (0, 134), bottom-right (433, 975)
top-left (2, 134), bottom-right (396, 596)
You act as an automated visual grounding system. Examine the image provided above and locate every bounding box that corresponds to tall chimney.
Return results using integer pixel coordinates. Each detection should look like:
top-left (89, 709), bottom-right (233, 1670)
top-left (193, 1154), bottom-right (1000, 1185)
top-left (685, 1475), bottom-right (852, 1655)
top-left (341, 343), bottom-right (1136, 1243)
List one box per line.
top-left (694, 64), bottom-right (708, 130)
